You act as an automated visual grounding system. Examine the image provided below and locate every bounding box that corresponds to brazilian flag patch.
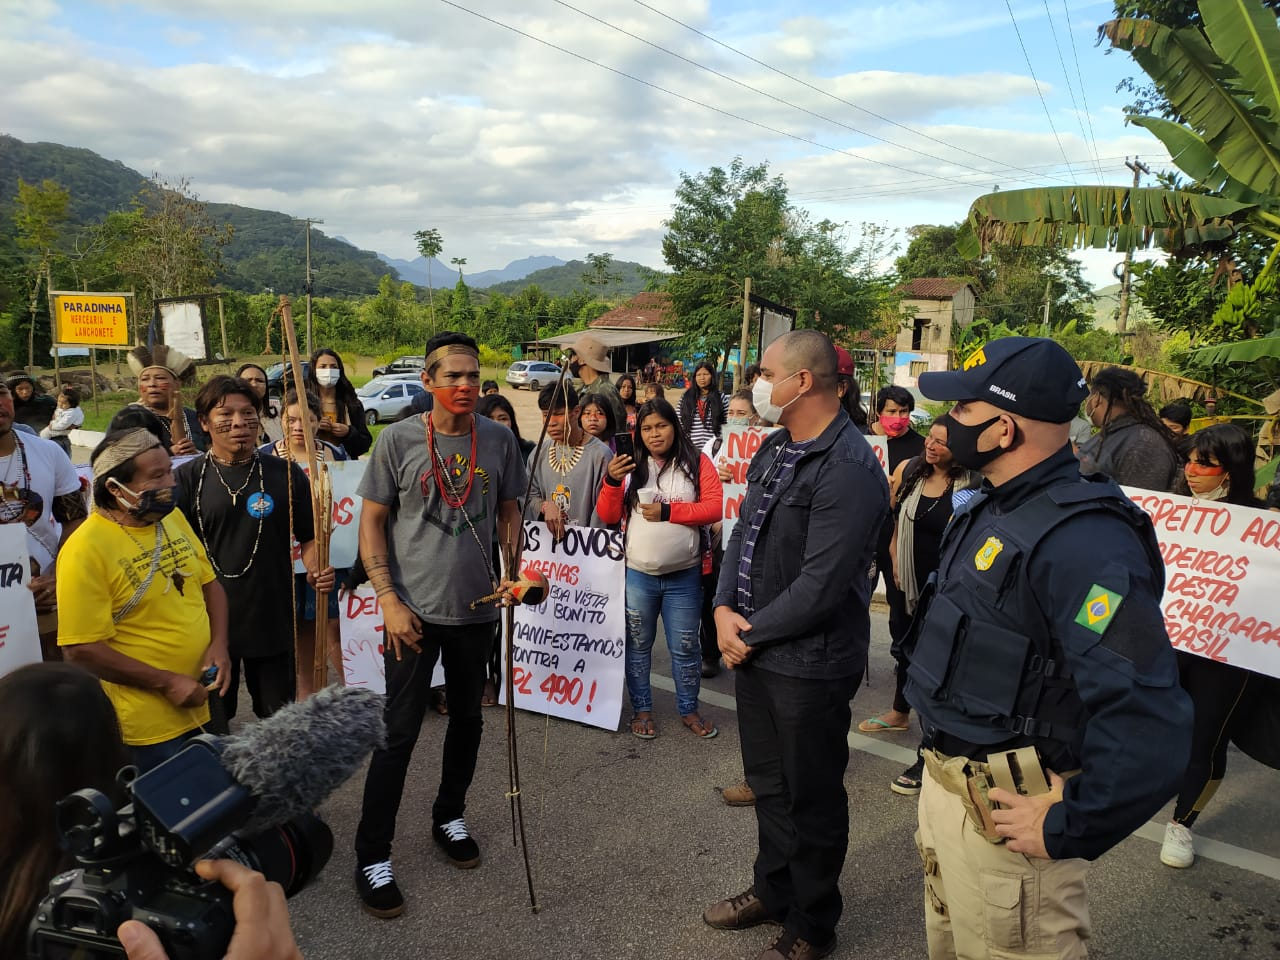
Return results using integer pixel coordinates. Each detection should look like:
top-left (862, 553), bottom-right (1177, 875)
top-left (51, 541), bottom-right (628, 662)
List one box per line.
top-left (1075, 584), bottom-right (1124, 635)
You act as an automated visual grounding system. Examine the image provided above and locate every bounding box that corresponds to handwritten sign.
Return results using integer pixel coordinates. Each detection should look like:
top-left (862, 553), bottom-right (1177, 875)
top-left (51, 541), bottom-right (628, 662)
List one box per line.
top-left (291, 460), bottom-right (365, 573)
top-left (1123, 488), bottom-right (1280, 679)
top-left (0, 524), bottom-right (41, 679)
top-left (502, 521), bottom-right (625, 731)
top-left (867, 435), bottom-right (889, 475)
top-left (339, 585), bottom-right (443, 693)
top-left (719, 425), bottom-right (778, 543)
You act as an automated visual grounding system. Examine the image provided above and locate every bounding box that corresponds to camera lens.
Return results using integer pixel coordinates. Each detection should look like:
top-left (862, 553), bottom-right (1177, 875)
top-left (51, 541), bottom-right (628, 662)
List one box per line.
top-left (208, 813), bottom-right (333, 897)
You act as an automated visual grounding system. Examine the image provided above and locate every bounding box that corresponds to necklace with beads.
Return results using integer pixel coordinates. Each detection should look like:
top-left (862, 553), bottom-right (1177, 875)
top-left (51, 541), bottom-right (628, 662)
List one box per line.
top-left (103, 510), bottom-right (189, 599)
top-left (547, 427), bottom-right (586, 477)
top-left (424, 413), bottom-right (477, 509)
top-left (195, 452), bottom-right (265, 579)
top-left (207, 452), bottom-right (258, 507)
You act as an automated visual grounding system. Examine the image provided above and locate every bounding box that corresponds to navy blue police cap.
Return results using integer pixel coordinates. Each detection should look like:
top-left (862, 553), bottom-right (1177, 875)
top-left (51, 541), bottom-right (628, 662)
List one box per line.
top-left (918, 336), bottom-right (1088, 424)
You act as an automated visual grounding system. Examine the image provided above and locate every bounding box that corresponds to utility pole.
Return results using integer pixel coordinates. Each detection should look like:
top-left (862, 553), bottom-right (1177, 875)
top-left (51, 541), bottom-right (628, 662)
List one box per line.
top-left (300, 218), bottom-right (324, 355)
top-left (1042, 276), bottom-right (1053, 337)
top-left (1116, 158), bottom-right (1149, 335)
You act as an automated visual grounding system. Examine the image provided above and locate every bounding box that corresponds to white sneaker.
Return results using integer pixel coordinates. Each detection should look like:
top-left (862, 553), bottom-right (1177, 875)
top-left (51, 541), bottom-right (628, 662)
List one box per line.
top-left (1160, 820), bottom-right (1195, 868)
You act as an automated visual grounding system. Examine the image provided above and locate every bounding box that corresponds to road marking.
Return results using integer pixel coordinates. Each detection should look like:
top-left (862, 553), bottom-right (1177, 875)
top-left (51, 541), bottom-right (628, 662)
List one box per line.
top-left (653, 673), bottom-right (1280, 881)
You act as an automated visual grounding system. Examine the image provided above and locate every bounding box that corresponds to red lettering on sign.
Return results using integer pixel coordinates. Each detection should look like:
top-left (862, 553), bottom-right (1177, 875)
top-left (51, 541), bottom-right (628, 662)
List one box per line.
top-left (332, 496), bottom-right (355, 526)
top-left (725, 494), bottom-right (744, 520)
top-left (726, 430), bottom-right (764, 460)
top-left (1240, 515), bottom-right (1280, 550)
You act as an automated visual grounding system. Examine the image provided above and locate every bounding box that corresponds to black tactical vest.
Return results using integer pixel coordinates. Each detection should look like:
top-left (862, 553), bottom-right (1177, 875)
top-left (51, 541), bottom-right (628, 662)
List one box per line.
top-left (903, 475), bottom-right (1162, 754)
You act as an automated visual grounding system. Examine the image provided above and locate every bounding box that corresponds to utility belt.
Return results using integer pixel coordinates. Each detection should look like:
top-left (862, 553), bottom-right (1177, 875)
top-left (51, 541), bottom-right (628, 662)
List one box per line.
top-left (923, 747), bottom-right (1078, 844)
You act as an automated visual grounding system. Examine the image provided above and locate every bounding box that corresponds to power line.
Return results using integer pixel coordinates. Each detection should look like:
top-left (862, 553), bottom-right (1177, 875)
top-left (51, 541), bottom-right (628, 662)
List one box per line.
top-left (628, 0), bottom-right (1076, 186)
top-left (1004, 0), bottom-right (1077, 182)
top-left (1041, 0), bottom-right (1103, 181)
top-left (1060, 0), bottom-right (1106, 181)
top-left (549, 0), bottom-right (1065, 188)
top-left (435, 0), bottom-right (990, 187)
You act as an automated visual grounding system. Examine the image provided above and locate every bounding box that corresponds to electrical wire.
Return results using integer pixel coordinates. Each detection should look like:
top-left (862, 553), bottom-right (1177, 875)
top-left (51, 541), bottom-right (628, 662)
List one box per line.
top-left (1004, 0), bottom-right (1077, 182)
top-left (1061, 0), bottom-right (1106, 181)
top-left (1041, 0), bottom-right (1104, 181)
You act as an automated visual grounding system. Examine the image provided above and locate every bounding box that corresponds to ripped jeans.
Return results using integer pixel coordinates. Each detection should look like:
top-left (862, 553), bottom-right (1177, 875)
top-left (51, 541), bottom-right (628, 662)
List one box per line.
top-left (624, 564), bottom-right (703, 716)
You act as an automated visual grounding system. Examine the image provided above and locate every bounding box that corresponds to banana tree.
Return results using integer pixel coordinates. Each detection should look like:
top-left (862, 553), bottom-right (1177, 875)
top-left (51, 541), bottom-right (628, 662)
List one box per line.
top-left (958, 0), bottom-right (1280, 338)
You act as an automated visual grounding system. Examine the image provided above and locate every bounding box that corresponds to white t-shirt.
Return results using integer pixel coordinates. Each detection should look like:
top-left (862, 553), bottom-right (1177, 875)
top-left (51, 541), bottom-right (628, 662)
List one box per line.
top-left (0, 434), bottom-right (82, 573)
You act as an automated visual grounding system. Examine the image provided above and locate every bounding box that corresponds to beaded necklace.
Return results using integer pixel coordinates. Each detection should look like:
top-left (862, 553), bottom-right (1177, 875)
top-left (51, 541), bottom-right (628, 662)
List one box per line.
top-left (425, 413), bottom-right (477, 509)
top-left (195, 452), bottom-right (265, 579)
top-left (105, 510), bottom-right (189, 599)
top-left (0, 433), bottom-right (32, 524)
top-left (207, 453), bottom-right (258, 506)
top-left (546, 426), bottom-right (586, 477)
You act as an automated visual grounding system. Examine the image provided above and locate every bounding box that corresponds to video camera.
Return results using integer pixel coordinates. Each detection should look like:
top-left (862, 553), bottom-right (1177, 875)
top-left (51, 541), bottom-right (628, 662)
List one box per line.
top-left (27, 736), bottom-right (332, 960)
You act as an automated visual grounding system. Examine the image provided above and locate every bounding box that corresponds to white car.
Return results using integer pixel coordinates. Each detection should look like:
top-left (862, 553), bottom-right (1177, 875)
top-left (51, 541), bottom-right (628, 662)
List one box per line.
top-left (505, 360), bottom-right (563, 391)
top-left (358, 378), bottom-right (426, 424)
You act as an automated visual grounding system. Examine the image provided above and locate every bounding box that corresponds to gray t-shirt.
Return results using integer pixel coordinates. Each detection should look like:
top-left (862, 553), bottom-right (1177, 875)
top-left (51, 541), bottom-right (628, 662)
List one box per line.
top-left (358, 414), bottom-right (527, 625)
top-left (525, 436), bottom-right (612, 529)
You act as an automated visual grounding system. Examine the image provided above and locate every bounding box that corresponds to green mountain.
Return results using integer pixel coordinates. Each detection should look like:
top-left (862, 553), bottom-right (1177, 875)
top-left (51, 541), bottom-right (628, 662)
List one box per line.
top-left (0, 135), bottom-right (394, 297)
top-left (485, 258), bottom-right (662, 298)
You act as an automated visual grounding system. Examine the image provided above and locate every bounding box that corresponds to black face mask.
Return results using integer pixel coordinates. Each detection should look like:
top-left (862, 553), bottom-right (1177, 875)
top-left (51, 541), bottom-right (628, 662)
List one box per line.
top-left (945, 414), bottom-right (1007, 471)
top-left (569, 360), bottom-right (582, 378)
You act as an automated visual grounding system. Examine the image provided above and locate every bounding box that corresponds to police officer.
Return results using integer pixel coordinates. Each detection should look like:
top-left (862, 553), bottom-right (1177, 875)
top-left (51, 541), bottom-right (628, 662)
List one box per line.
top-left (902, 337), bottom-right (1192, 960)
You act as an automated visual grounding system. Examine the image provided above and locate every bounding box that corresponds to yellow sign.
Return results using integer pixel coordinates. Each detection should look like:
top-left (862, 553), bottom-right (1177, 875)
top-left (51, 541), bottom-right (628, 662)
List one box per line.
top-left (52, 292), bottom-right (130, 346)
top-left (974, 536), bottom-right (1004, 571)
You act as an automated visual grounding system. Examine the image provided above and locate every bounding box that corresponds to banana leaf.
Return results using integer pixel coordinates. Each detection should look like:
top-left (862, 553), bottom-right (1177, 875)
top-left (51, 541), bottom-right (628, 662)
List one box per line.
top-left (1190, 333), bottom-right (1280, 362)
top-left (1200, 0), bottom-right (1280, 125)
top-left (1129, 115), bottom-right (1267, 204)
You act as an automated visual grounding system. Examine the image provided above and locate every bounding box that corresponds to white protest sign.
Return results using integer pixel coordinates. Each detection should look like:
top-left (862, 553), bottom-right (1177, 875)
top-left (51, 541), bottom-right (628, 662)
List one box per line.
top-left (291, 459), bottom-right (365, 573)
top-left (0, 524), bottom-right (42, 679)
top-left (1123, 487), bottom-right (1280, 679)
top-left (718, 425), bottom-right (778, 543)
top-left (502, 521), bottom-right (626, 731)
top-left (867, 435), bottom-right (889, 475)
top-left (339, 585), bottom-right (444, 693)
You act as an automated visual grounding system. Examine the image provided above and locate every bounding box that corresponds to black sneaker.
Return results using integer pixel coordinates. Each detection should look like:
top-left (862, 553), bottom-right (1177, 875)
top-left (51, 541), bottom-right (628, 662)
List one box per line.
top-left (890, 757), bottom-right (924, 796)
top-left (355, 859), bottom-right (404, 918)
top-left (432, 817), bottom-right (481, 868)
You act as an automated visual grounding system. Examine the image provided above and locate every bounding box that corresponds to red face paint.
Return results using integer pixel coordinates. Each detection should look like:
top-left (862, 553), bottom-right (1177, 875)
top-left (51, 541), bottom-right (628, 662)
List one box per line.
top-left (1184, 461), bottom-right (1225, 477)
top-left (432, 384), bottom-right (476, 415)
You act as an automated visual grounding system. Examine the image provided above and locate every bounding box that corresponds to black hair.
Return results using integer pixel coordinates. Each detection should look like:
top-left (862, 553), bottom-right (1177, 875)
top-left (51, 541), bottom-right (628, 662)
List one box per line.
top-left (423, 332), bottom-right (480, 376)
top-left (305, 348), bottom-right (360, 414)
top-left (1089, 366), bottom-right (1179, 459)
top-left (282, 387), bottom-right (322, 420)
top-left (1185, 423), bottom-right (1260, 507)
top-left (91, 429), bottom-right (164, 510)
top-left (893, 414), bottom-right (975, 516)
top-left (876, 385), bottom-right (914, 413)
top-left (579, 393), bottom-right (617, 443)
top-left (743, 363), bottom-right (762, 384)
top-left (839, 372), bottom-right (867, 428)
top-left (476, 394), bottom-right (525, 447)
top-left (779, 330), bottom-right (838, 390)
top-left (59, 385), bottom-right (81, 408)
top-left (1159, 401), bottom-right (1193, 429)
top-left (235, 362), bottom-right (268, 381)
top-left (107, 405), bottom-right (167, 438)
top-left (538, 381), bottom-right (580, 412)
top-left (194, 374), bottom-right (259, 420)
top-left (623, 398), bottom-right (703, 518)
top-left (616, 374), bottom-right (638, 406)
top-left (481, 379), bottom-right (499, 394)
top-left (643, 382), bottom-right (665, 399)
top-left (679, 362), bottom-right (725, 437)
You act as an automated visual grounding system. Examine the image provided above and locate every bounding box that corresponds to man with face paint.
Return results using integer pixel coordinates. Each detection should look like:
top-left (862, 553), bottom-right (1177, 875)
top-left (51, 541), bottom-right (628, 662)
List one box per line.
top-left (58, 428), bottom-right (230, 773)
top-left (353, 332), bottom-right (527, 919)
top-left (706, 330), bottom-right (888, 960)
top-left (174, 376), bottom-right (333, 724)
top-left (902, 337), bottom-right (1192, 960)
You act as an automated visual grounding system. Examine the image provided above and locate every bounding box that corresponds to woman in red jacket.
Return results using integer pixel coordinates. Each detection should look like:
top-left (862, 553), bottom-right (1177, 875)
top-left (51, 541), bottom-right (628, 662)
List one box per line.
top-left (597, 399), bottom-right (723, 740)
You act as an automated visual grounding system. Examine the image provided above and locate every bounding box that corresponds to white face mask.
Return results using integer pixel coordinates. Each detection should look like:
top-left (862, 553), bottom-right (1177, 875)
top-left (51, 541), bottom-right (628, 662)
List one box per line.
top-left (1194, 481), bottom-right (1230, 502)
top-left (752, 372), bottom-right (799, 424)
top-left (726, 415), bottom-right (751, 427)
top-left (315, 368), bottom-right (341, 387)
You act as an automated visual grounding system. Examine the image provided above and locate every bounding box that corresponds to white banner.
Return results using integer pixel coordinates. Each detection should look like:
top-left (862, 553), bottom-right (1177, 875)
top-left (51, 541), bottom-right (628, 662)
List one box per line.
top-left (0, 524), bottom-right (42, 679)
top-left (1123, 488), bottom-right (1280, 679)
top-left (502, 521), bottom-right (626, 731)
top-left (338, 585), bottom-right (444, 694)
top-left (867, 435), bottom-right (889, 475)
top-left (292, 460), bottom-right (365, 573)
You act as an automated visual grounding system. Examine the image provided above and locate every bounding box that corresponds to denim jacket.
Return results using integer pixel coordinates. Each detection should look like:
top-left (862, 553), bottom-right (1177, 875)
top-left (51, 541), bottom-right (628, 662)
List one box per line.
top-left (713, 410), bottom-right (890, 679)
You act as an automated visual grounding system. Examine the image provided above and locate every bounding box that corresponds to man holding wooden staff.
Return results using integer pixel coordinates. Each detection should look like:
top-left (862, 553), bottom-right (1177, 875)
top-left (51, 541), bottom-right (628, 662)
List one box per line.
top-left (174, 375), bottom-right (334, 723)
top-left (353, 332), bottom-right (526, 919)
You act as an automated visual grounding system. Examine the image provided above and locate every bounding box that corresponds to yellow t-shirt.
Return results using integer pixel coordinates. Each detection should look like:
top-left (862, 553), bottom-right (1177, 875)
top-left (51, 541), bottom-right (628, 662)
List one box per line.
top-left (58, 511), bottom-right (217, 745)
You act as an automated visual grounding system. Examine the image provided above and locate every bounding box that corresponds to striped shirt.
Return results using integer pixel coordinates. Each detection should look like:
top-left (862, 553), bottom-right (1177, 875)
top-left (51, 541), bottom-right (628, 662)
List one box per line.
top-left (736, 438), bottom-right (816, 617)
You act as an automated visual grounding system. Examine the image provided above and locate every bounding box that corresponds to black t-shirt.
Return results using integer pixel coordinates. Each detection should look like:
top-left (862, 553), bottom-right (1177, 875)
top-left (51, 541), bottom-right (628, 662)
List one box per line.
top-left (176, 454), bottom-right (313, 658)
top-left (887, 429), bottom-right (925, 472)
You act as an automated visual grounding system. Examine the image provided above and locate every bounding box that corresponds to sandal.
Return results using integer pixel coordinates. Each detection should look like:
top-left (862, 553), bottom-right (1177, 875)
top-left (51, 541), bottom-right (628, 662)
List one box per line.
top-left (857, 714), bottom-right (909, 733)
top-left (480, 680), bottom-right (498, 707)
top-left (681, 714), bottom-right (719, 739)
top-left (630, 713), bottom-right (656, 739)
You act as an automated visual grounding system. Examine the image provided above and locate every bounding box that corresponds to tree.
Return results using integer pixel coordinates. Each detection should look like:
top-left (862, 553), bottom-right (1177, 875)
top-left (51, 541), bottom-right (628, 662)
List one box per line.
top-left (581, 252), bottom-right (622, 297)
top-left (13, 178), bottom-right (69, 370)
top-left (450, 273), bottom-right (474, 330)
top-left (414, 227), bottom-right (443, 336)
top-left (450, 257), bottom-right (467, 277)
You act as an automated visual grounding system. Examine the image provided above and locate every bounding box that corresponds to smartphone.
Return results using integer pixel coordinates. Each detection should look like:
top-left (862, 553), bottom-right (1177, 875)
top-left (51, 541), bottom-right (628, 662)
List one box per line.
top-left (200, 665), bottom-right (220, 689)
top-left (614, 433), bottom-right (635, 460)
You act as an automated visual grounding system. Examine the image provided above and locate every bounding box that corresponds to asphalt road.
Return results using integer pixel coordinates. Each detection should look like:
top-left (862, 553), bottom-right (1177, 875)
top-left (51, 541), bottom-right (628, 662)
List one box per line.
top-left (279, 608), bottom-right (1280, 960)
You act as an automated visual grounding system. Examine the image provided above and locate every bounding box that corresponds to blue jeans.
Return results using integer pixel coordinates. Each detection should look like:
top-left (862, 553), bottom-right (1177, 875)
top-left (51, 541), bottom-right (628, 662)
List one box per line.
top-left (129, 728), bottom-right (203, 775)
top-left (624, 564), bottom-right (703, 716)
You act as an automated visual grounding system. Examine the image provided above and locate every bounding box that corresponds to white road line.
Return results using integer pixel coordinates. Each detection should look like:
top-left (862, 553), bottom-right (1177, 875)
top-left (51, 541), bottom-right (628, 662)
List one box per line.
top-left (654, 672), bottom-right (1280, 881)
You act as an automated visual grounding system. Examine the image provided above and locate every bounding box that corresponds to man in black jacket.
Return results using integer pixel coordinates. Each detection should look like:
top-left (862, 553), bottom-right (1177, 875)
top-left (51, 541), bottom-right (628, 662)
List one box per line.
top-left (704, 330), bottom-right (889, 960)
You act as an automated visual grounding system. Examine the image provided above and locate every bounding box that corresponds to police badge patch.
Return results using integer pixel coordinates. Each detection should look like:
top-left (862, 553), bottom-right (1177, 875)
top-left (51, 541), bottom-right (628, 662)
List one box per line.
top-left (974, 536), bottom-right (1003, 571)
top-left (1075, 583), bottom-right (1124, 635)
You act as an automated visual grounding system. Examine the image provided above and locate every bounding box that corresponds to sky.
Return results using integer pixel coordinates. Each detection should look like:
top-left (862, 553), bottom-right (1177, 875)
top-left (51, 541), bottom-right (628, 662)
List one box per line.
top-left (2, 0), bottom-right (1170, 290)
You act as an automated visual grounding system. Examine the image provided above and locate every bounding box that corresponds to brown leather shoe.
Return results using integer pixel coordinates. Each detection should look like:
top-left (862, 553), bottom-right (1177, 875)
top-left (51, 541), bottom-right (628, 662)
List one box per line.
top-left (721, 781), bottom-right (756, 806)
top-left (702, 888), bottom-right (780, 930)
top-left (756, 930), bottom-right (837, 960)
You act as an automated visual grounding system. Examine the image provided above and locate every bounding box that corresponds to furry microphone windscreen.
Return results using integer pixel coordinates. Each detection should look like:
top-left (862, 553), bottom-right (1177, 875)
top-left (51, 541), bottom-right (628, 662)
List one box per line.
top-left (218, 686), bottom-right (385, 833)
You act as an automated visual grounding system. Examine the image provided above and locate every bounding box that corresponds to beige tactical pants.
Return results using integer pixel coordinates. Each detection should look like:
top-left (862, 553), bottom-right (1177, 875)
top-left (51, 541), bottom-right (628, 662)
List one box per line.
top-left (915, 752), bottom-right (1091, 959)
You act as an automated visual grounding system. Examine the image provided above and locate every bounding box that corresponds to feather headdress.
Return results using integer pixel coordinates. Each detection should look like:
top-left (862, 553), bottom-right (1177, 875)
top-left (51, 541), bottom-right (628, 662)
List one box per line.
top-left (128, 344), bottom-right (195, 384)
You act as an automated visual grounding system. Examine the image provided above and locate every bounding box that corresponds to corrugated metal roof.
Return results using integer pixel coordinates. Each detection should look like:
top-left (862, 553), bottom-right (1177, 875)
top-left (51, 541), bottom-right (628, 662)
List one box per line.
top-left (540, 329), bottom-right (680, 348)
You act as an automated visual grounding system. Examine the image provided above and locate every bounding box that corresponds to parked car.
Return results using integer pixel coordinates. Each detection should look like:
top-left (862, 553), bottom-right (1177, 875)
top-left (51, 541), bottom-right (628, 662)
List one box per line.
top-left (265, 361), bottom-right (312, 401)
top-left (358, 377), bottom-right (426, 424)
top-left (505, 360), bottom-right (563, 391)
top-left (371, 355), bottom-right (426, 378)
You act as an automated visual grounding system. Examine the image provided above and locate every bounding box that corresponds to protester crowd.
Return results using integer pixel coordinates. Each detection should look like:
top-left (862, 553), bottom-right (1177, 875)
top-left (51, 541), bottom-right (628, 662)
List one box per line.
top-left (1, 329), bottom-right (1278, 960)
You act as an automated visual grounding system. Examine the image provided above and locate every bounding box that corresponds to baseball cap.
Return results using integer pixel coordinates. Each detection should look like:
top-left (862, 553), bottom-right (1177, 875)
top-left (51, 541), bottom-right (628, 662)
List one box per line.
top-left (834, 346), bottom-right (855, 377)
top-left (918, 336), bottom-right (1088, 424)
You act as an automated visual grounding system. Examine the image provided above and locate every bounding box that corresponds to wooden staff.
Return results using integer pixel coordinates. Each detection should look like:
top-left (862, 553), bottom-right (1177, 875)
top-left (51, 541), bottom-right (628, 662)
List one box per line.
top-left (275, 295), bottom-right (332, 691)
top-left (169, 389), bottom-right (187, 446)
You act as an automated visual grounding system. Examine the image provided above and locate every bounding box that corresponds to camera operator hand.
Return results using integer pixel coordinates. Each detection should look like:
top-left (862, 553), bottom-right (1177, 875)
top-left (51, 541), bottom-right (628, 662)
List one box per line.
top-left (117, 859), bottom-right (302, 960)
top-left (161, 671), bottom-right (208, 709)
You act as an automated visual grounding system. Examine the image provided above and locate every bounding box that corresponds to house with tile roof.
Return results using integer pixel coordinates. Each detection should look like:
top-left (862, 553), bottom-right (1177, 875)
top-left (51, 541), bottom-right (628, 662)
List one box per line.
top-left (893, 278), bottom-right (976, 387)
top-left (535, 291), bottom-right (681, 374)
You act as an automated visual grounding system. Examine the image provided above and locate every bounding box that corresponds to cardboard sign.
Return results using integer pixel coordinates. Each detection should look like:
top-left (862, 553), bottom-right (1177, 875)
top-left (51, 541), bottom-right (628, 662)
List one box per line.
top-left (338, 585), bottom-right (444, 693)
top-left (0, 524), bottom-right (42, 679)
top-left (1123, 488), bottom-right (1280, 679)
top-left (502, 521), bottom-right (625, 731)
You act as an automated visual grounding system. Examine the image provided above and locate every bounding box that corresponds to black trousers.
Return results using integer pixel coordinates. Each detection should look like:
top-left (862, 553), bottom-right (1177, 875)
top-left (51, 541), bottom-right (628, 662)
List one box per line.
top-left (354, 620), bottom-right (490, 864)
top-left (216, 653), bottom-right (294, 725)
top-left (1173, 651), bottom-right (1253, 826)
top-left (699, 567), bottom-right (720, 664)
top-left (736, 662), bottom-right (857, 944)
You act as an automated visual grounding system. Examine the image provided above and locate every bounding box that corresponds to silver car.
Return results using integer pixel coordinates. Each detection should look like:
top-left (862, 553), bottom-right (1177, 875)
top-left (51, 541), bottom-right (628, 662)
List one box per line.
top-left (505, 360), bottom-right (563, 391)
top-left (358, 378), bottom-right (426, 424)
